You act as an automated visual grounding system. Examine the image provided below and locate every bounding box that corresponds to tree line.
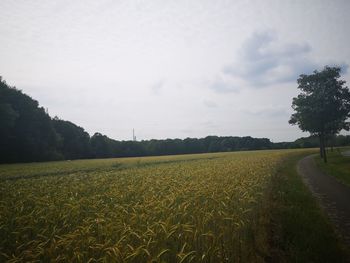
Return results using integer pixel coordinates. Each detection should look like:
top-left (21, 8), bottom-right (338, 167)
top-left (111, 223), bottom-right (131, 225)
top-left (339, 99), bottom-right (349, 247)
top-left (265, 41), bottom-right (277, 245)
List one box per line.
top-left (1, 76), bottom-right (349, 164)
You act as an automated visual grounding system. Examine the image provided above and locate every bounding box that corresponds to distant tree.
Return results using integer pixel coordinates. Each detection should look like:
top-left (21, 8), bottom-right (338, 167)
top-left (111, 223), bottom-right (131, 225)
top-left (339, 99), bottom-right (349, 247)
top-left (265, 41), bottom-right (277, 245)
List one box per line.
top-left (293, 136), bottom-right (319, 148)
top-left (289, 66), bottom-right (350, 162)
top-left (208, 139), bottom-right (221, 152)
top-left (220, 138), bottom-right (232, 151)
top-left (52, 117), bottom-right (91, 159)
top-left (90, 133), bottom-right (114, 158)
top-left (3, 75), bottom-right (350, 164)
top-left (335, 135), bottom-right (350, 147)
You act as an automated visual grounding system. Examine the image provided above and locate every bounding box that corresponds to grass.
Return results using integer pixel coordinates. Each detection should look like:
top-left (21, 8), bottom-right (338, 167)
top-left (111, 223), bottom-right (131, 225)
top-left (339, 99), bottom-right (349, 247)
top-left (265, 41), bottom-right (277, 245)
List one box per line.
top-left (268, 151), bottom-right (349, 262)
top-left (314, 148), bottom-right (350, 187)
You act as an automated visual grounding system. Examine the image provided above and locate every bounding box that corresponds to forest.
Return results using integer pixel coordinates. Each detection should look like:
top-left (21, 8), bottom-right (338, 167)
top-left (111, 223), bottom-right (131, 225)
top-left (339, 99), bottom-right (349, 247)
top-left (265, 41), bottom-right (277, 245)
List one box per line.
top-left (1, 77), bottom-right (349, 164)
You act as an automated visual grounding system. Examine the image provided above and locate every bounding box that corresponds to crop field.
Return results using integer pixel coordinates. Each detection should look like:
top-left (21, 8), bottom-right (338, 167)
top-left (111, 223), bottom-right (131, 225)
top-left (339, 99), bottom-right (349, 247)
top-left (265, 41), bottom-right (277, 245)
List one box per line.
top-left (0, 149), bottom-right (309, 262)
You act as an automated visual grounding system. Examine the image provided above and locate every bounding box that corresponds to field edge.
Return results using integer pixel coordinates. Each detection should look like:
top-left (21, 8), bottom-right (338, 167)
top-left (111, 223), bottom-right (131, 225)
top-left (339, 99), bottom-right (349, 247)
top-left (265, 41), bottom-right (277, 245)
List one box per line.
top-left (265, 152), bottom-right (350, 262)
top-left (314, 149), bottom-right (350, 187)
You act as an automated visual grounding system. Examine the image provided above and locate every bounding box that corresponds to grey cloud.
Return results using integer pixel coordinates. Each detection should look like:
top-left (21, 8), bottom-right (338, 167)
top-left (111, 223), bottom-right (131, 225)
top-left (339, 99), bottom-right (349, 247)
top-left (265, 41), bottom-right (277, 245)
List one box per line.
top-left (223, 31), bottom-right (318, 87)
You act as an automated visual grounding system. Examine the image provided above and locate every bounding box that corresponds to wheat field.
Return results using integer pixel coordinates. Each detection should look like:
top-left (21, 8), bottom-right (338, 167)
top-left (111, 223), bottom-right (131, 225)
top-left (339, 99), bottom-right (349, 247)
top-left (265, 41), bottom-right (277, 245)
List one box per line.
top-left (0, 149), bottom-right (308, 262)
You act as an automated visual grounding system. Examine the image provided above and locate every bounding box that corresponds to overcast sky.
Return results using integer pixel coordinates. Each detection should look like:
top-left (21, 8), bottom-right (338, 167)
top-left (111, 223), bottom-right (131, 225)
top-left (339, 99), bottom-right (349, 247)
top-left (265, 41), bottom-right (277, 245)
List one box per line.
top-left (1, 0), bottom-right (349, 142)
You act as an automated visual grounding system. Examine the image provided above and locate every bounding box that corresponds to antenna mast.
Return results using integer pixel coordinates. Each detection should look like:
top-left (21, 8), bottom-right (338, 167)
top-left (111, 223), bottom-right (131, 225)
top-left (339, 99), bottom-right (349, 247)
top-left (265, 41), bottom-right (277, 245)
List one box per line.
top-left (133, 128), bottom-right (136, 141)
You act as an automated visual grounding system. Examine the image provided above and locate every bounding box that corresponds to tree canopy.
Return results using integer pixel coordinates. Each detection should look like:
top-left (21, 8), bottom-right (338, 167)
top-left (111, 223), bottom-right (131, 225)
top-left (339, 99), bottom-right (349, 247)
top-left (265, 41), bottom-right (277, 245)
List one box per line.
top-left (0, 77), bottom-right (60, 162)
top-left (289, 66), bottom-right (350, 162)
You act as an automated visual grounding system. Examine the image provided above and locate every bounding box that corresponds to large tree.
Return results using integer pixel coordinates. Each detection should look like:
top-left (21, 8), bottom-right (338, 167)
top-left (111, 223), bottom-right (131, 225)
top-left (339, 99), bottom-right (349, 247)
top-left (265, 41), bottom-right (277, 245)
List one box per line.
top-left (289, 66), bottom-right (350, 162)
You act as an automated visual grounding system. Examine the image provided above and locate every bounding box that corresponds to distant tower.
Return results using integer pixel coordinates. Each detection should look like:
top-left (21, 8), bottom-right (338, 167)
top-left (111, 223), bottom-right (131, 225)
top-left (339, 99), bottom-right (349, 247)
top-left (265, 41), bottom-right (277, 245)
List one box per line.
top-left (133, 128), bottom-right (136, 141)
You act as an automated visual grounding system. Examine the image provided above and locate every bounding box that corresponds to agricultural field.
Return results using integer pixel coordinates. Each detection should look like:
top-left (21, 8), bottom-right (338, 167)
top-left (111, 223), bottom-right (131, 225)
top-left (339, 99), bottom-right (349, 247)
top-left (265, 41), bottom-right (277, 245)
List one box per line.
top-left (1, 149), bottom-right (312, 262)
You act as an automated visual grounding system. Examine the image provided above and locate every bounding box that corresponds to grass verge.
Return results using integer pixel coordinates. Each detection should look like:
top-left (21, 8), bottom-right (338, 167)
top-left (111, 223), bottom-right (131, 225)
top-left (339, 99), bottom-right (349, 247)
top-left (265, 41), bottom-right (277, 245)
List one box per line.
top-left (267, 152), bottom-right (349, 262)
top-left (314, 149), bottom-right (350, 187)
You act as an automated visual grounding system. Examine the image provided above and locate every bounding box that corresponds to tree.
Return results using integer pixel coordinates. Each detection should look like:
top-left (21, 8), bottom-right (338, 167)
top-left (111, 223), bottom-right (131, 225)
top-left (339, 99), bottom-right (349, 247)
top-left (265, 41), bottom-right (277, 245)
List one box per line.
top-left (52, 117), bottom-right (91, 159)
top-left (289, 66), bottom-right (350, 162)
top-left (0, 77), bottom-right (61, 163)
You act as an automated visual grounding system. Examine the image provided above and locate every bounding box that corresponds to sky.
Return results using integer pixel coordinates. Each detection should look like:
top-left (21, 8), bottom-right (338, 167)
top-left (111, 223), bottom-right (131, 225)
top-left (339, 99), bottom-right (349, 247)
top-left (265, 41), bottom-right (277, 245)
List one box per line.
top-left (0, 0), bottom-right (349, 142)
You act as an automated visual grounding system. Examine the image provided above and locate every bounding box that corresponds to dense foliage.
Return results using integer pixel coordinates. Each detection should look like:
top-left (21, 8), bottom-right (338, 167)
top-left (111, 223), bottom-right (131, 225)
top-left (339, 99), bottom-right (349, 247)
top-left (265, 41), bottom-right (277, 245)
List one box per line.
top-left (1, 77), bottom-right (349, 163)
top-left (52, 118), bottom-right (91, 160)
top-left (0, 77), bottom-right (60, 163)
top-left (289, 66), bottom-right (350, 162)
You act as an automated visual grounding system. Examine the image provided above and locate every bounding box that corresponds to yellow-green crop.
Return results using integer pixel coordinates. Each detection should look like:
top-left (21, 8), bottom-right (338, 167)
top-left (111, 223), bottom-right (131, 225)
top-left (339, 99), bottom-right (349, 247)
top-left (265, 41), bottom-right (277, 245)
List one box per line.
top-left (0, 149), bottom-right (309, 262)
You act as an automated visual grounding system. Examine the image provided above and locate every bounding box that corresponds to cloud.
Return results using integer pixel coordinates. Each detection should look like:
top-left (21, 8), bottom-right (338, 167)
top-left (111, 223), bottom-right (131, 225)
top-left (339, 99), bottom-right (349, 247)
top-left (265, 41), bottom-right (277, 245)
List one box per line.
top-left (209, 76), bottom-right (240, 93)
top-left (223, 31), bottom-right (319, 88)
top-left (209, 30), bottom-right (350, 93)
top-left (150, 80), bottom-right (164, 95)
top-left (203, 100), bottom-right (218, 108)
top-left (242, 106), bottom-right (289, 118)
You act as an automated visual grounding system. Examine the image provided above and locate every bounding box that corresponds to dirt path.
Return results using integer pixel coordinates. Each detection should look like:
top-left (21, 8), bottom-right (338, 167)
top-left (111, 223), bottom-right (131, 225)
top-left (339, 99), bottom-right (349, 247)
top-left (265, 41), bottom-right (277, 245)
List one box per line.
top-left (298, 155), bottom-right (350, 247)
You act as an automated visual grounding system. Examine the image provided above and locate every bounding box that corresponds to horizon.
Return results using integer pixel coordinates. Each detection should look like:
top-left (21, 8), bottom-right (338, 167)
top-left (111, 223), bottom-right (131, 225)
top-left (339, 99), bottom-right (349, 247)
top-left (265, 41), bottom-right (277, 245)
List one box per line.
top-left (1, 1), bottom-right (350, 142)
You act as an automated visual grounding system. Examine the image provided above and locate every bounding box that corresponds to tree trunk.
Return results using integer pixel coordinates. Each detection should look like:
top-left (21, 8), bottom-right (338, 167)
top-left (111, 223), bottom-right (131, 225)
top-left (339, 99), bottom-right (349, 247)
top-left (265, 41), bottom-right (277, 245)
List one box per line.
top-left (320, 134), bottom-right (327, 163)
top-left (319, 135), bottom-right (323, 158)
top-left (331, 136), bottom-right (334, 152)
